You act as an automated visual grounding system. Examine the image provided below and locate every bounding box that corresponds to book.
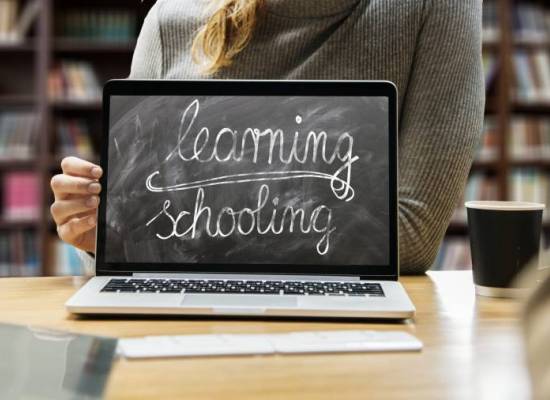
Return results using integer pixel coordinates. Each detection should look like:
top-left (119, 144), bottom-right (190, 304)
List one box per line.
top-left (55, 9), bottom-right (137, 42)
top-left (509, 117), bottom-right (550, 160)
top-left (0, 0), bottom-right (18, 42)
top-left (55, 118), bottom-right (94, 158)
top-left (482, 52), bottom-right (498, 92)
top-left (0, 111), bottom-right (38, 160)
top-left (2, 172), bottom-right (39, 221)
top-left (15, 0), bottom-right (40, 39)
top-left (0, 0), bottom-right (41, 43)
top-left (514, 50), bottom-right (537, 101)
top-left (431, 237), bottom-right (471, 271)
top-left (513, 49), bottom-right (550, 102)
top-left (509, 169), bottom-right (549, 220)
top-left (48, 60), bottom-right (101, 103)
top-left (534, 50), bottom-right (550, 98)
top-left (50, 237), bottom-right (83, 276)
top-left (476, 117), bottom-right (498, 162)
top-left (513, 3), bottom-right (550, 43)
top-left (451, 173), bottom-right (499, 223)
top-left (0, 230), bottom-right (39, 276)
top-left (482, 0), bottom-right (499, 43)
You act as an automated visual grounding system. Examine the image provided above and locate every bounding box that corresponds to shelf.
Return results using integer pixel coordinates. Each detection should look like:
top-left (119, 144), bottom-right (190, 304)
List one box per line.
top-left (514, 38), bottom-right (550, 49)
top-left (472, 159), bottom-right (499, 169)
top-left (54, 38), bottom-right (137, 53)
top-left (482, 36), bottom-right (500, 47)
top-left (0, 40), bottom-right (35, 52)
top-left (0, 94), bottom-right (37, 106)
top-left (512, 101), bottom-right (550, 114)
top-left (447, 222), bottom-right (468, 234)
top-left (482, 40), bottom-right (501, 51)
top-left (50, 100), bottom-right (101, 111)
top-left (471, 159), bottom-right (550, 170)
top-left (0, 219), bottom-right (39, 230)
top-left (509, 159), bottom-right (550, 168)
top-left (0, 159), bottom-right (37, 170)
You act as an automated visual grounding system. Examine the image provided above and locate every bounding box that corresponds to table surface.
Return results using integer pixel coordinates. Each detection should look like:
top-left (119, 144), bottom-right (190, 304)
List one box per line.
top-left (0, 271), bottom-right (531, 400)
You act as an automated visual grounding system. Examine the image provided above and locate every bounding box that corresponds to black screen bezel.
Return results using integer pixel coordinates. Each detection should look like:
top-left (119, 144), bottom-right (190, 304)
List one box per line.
top-left (96, 80), bottom-right (398, 280)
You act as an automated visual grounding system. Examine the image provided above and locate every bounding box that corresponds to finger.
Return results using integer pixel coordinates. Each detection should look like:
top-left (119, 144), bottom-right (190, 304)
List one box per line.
top-left (50, 196), bottom-right (100, 225)
top-left (61, 156), bottom-right (102, 179)
top-left (72, 209), bottom-right (97, 220)
top-left (57, 215), bottom-right (97, 245)
top-left (51, 174), bottom-right (101, 199)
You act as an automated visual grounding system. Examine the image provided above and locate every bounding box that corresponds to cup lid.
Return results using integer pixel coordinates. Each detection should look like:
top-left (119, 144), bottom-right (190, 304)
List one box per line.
top-left (465, 200), bottom-right (545, 211)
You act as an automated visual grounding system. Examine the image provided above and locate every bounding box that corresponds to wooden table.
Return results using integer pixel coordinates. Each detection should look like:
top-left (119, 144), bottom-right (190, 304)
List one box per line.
top-left (0, 271), bottom-right (531, 400)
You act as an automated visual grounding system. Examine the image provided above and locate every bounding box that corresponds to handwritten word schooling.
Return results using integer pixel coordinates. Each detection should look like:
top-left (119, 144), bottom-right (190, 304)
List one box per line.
top-left (146, 185), bottom-right (335, 255)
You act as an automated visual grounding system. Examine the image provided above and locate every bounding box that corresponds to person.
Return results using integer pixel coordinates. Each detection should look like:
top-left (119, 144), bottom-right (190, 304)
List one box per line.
top-left (50, 0), bottom-right (485, 275)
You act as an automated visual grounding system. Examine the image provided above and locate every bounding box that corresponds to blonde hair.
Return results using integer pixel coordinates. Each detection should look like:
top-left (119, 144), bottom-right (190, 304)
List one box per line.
top-left (192, 0), bottom-right (265, 75)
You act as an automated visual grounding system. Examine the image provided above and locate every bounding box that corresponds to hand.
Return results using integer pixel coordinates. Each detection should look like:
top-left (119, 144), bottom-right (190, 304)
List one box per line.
top-left (50, 157), bottom-right (103, 253)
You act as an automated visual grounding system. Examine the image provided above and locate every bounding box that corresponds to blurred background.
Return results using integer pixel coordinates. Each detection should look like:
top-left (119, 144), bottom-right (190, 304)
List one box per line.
top-left (0, 0), bottom-right (548, 276)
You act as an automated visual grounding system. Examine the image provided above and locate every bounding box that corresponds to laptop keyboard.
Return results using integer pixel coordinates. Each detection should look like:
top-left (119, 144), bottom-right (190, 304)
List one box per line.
top-left (100, 279), bottom-right (385, 297)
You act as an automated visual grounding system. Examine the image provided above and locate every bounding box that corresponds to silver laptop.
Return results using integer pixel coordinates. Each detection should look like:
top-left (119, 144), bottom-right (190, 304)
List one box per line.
top-left (66, 79), bottom-right (415, 319)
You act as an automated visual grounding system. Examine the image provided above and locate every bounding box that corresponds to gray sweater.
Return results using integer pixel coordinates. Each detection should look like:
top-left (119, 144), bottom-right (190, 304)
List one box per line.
top-left (82, 0), bottom-right (484, 274)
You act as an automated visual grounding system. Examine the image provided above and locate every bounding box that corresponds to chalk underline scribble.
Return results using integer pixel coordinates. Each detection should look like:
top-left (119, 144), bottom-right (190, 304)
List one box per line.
top-left (146, 161), bottom-right (358, 201)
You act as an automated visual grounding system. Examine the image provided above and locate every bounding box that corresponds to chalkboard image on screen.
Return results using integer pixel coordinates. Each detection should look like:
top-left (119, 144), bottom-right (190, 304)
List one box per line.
top-left (105, 95), bottom-right (389, 266)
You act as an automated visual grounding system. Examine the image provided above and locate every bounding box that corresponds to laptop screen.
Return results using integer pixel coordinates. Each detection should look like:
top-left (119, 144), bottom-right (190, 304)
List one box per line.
top-left (98, 81), bottom-right (397, 278)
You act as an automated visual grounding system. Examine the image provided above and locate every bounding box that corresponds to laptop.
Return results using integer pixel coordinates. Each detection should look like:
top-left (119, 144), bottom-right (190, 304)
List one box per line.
top-left (65, 79), bottom-right (415, 319)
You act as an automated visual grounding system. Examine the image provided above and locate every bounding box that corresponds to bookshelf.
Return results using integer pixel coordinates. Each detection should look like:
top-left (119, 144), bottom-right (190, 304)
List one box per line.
top-left (436, 0), bottom-right (550, 270)
top-left (0, 0), bottom-right (153, 276)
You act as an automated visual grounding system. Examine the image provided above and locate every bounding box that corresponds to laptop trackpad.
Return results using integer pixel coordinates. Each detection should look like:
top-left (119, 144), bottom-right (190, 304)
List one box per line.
top-left (181, 294), bottom-right (297, 309)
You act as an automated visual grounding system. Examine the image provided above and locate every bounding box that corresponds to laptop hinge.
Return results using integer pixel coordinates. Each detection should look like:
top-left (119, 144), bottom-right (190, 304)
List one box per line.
top-left (132, 273), bottom-right (360, 281)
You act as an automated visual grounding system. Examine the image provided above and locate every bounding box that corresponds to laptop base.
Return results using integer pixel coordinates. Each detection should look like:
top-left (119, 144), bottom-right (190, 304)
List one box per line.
top-left (66, 276), bottom-right (415, 320)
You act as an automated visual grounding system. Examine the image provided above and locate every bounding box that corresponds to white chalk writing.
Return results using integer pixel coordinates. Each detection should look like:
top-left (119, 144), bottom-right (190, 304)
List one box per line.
top-left (144, 98), bottom-right (359, 256)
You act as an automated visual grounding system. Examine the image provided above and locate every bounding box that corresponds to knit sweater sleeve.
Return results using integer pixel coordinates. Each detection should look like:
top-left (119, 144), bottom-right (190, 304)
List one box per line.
top-left (129, 2), bottom-right (163, 79)
top-left (397, 0), bottom-right (485, 274)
